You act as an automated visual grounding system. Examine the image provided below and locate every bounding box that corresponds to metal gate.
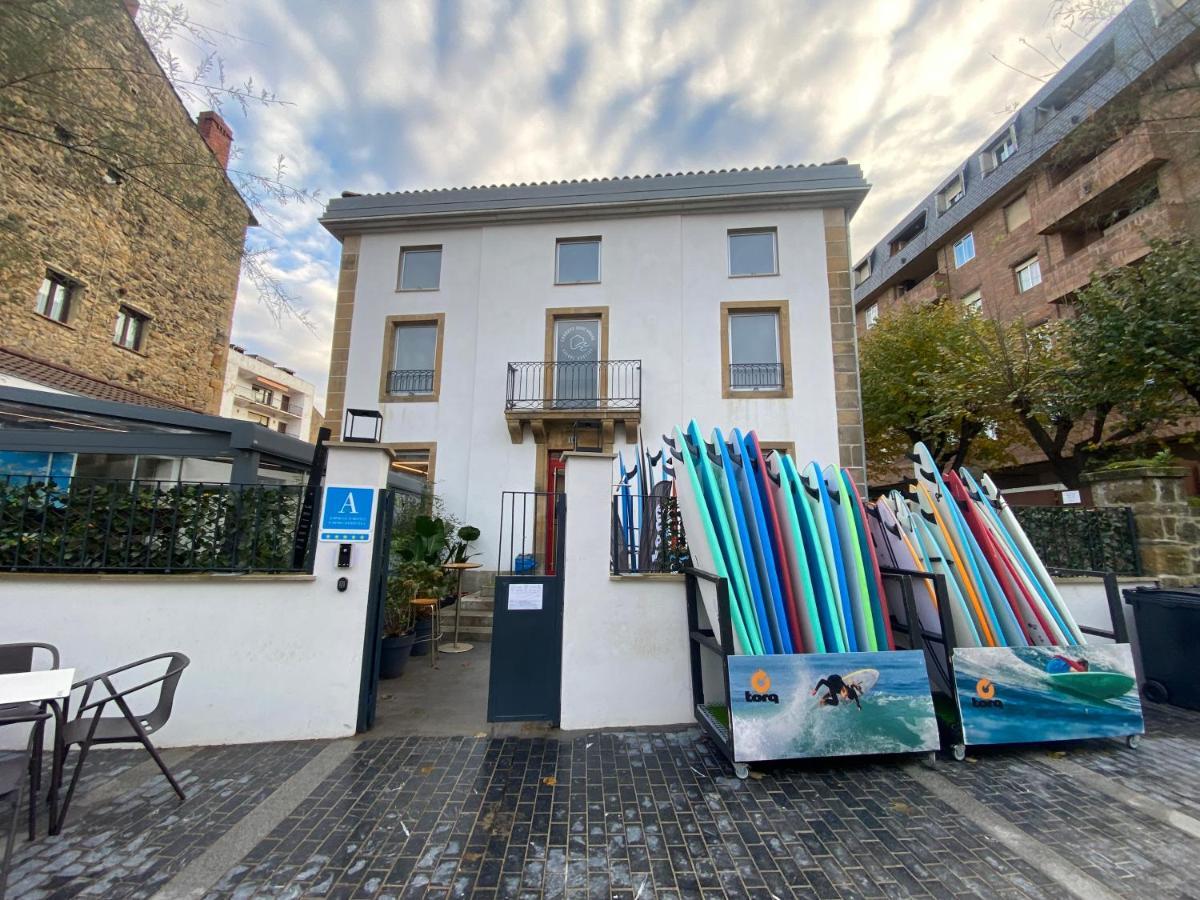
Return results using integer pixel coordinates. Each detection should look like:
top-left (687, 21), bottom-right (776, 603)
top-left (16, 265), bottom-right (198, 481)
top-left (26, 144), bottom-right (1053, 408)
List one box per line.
top-left (488, 492), bottom-right (565, 723)
top-left (356, 488), bottom-right (399, 732)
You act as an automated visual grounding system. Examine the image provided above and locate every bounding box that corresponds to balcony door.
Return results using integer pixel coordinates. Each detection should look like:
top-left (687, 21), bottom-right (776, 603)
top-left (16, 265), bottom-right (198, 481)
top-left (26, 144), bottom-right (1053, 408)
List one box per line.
top-left (553, 317), bottom-right (601, 409)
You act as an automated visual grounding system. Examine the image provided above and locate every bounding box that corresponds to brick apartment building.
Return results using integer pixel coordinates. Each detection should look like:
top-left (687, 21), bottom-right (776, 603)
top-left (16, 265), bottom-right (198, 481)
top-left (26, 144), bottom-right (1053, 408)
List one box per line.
top-left (852, 0), bottom-right (1200, 495)
top-left (0, 0), bottom-right (254, 412)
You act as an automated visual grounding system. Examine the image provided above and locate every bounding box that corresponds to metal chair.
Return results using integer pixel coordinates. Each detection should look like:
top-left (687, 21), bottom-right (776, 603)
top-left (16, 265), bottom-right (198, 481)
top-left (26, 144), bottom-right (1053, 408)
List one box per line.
top-left (0, 643), bottom-right (60, 839)
top-left (0, 707), bottom-right (50, 900)
top-left (54, 652), bottom-right (190, 833)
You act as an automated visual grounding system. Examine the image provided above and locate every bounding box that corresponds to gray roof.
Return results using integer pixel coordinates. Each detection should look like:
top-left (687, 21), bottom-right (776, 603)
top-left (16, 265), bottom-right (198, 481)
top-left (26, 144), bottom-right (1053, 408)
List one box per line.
top-left (852, 0), bottom-right (1199, 305)
top-left (321, 162), bottom-right (870, 235)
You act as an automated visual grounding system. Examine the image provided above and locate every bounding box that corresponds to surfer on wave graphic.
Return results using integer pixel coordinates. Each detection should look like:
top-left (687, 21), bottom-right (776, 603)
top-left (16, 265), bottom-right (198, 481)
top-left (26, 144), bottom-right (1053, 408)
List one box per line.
top-left (811, 674), bottom-right (863, 710)
top-left (1046, 655), bottom-right (1090, 674)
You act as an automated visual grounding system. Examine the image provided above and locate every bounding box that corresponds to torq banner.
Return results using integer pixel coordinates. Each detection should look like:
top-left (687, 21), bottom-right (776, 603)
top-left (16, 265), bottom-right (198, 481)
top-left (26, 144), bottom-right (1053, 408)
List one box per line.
top-left (318, 485), bottom-right (376, 543)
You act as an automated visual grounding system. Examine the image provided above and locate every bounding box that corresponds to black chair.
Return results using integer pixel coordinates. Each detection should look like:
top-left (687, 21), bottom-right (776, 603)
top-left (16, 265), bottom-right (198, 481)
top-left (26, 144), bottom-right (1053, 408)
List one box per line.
top-left (0, 707), bottom-right (50, 900)
top-left (55, 652), bottom-right (190, 833)
top-left (0, 643), bottom-right (60, 840)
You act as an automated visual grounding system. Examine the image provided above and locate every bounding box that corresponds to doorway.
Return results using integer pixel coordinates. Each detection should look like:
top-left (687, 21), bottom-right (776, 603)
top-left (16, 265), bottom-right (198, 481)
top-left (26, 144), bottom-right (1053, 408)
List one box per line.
top-left (553, 316), bottom-right (601, 408)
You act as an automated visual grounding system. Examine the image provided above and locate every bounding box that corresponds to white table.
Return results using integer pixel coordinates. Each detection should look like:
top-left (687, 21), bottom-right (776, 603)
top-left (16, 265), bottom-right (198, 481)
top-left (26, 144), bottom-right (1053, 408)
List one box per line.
top-left (0, 668), bottom-right (74, 706)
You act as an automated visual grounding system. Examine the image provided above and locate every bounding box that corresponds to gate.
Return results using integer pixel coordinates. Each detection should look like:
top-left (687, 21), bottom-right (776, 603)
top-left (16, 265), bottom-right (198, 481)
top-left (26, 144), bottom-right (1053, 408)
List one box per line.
top-left (356, 488), bottom-right (400, 732)
top-left (488, 492), bottom-right (565, 723)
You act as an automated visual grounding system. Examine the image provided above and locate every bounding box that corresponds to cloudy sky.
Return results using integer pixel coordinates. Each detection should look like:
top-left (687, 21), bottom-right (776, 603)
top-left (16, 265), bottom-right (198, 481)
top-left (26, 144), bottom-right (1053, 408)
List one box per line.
top-left (161, 0), bottom-right (1112, 412)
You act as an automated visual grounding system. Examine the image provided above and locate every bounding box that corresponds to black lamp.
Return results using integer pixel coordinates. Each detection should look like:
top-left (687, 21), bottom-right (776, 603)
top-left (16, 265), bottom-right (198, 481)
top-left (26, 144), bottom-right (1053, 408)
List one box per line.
top-left (343, 408), bottom-right (383, 443)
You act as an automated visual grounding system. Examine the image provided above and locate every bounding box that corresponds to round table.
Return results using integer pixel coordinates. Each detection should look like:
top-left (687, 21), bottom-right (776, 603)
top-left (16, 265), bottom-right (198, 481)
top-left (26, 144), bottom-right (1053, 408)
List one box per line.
top-left (441, 561), bottom-right (482, 653)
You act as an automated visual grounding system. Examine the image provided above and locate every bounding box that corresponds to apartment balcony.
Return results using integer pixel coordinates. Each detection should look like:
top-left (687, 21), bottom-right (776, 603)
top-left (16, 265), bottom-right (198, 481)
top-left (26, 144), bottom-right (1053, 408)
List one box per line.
top-left (897, 269), bottom-right (949, 306)
top-left (1042, 201), bottom-right (1185, 302)
top-left (232, 389), bottom-right (303, 419)
top-left (504, 360), bottom-right (641, 445)
top-left (1034, 123), bottom-right (1170, 235)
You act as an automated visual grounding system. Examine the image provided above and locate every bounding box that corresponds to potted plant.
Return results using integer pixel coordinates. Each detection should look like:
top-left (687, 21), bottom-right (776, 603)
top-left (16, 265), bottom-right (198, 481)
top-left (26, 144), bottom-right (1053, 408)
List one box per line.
top-left (380, 561), bottom-right (446, 678)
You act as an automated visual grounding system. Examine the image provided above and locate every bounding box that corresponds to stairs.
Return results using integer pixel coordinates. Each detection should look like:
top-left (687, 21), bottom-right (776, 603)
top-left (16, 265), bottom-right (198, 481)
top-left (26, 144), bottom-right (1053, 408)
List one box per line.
top-left (447, 571), bottom-right (495, 643)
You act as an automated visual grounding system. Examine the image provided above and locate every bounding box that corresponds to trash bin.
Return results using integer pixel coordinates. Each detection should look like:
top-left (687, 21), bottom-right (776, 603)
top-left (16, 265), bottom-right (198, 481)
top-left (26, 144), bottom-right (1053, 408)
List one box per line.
top-left (1124, 586), bottom-right (1200, 710)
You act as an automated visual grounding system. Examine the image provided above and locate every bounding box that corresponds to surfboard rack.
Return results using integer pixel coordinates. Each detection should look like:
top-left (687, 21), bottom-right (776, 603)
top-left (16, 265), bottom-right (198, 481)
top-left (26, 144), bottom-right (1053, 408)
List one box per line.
top-left (684, 566), bottom-right (940, 777)
top-left (880, 565), bottom-right (1145, 758)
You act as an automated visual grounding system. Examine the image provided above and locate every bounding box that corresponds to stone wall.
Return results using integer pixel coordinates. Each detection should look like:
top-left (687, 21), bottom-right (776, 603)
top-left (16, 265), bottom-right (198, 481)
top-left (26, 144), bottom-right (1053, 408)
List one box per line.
top-left (1085, 466), bottom-right (1200, 585)
top-left (0, 0), bottom-right (252, 412)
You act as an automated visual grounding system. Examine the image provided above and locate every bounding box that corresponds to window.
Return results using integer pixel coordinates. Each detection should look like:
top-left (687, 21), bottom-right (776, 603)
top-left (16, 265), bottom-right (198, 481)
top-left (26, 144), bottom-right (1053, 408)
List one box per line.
top-left (936, 173), bottom-right (965, 214)
top-left (34, 271), bottom-right (75, 323)
top-left (380, 314), bottom-right (444, 401)
top-left (982, 125), bottom-right (1018, 173)
top-left (853, 259), bottom-right (872, 287)
top-left (1004, 194), bottom-right (1031, 232)
top-left (248, 412), bottom-right (270, 427)
top-left (1034, 41), bottom-right (1115, 130)
top-left (387, 443), bottom-right (436, 489)
top-left (1149, 0), bottom-right (1186, 26)
top-left (113, 306), bottom-right (148, 351)
top-left (398, 246), bottom-right (442, 291)
top-left (720, 300), bottom-right (791, 398)
top-left (961, 290), bottom-right (983, 313)
top-left (953, 233), bottom-right (976, 268)
top-left (252, 385), bottom-right (275, 407)
top-left (864, 305), bottom-right (880, 328)
top-left (889, 213), bottom-right (926, 257)
top-left (276, 422), bottom-right (288, 434)
top-left (555, 237), bottom-right (600, 284)
top-left (728, 228), bottom-right (778, 276)
top-left (1015, 256), bottom-right (1043, 292)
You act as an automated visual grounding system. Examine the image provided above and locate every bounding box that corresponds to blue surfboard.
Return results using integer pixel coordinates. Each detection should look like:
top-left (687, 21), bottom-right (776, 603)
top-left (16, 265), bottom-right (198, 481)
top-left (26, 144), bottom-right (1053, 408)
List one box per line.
top-left (801, 461), bottom-right (858, 651)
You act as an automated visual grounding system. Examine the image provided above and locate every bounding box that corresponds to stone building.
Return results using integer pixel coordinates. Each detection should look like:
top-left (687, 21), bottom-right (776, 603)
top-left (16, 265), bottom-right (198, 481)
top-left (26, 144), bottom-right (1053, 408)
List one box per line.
top-left (0, 0), bottom-right (254, 413)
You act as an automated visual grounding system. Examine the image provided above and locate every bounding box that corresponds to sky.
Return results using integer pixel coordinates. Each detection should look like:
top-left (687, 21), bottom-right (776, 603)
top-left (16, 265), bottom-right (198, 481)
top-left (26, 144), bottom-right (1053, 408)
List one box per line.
top-left (160, 0), bottom-right (1114, 413)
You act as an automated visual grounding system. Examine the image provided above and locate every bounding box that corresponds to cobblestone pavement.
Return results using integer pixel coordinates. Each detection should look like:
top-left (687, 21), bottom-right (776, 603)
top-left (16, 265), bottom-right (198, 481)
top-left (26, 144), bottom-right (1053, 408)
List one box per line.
top-left (5, 705), bottom-right (1200, 899)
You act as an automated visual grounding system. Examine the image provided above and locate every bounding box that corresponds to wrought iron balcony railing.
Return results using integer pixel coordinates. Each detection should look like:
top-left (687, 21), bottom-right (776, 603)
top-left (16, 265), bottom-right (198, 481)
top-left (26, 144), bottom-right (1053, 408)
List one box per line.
top-left (729, 362), bottom-right (785, 391)
top-left (505, 360), bottom-right (641, 412)
top-left (387, 369), bottom-right (436, 395)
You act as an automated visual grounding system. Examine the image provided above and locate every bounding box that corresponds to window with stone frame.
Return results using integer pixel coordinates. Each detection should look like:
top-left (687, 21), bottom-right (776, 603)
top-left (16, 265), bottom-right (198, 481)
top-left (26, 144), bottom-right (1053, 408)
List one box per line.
top-left (113, 306), bottom-right (149, 352)
top-left (34, 271), bottom-right (76, 324)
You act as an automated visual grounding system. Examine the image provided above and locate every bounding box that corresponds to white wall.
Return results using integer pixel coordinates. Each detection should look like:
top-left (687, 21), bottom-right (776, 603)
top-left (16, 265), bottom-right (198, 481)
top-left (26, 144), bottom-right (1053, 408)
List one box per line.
top-left (221, 346), bottom-right (316, 440)
top-left (0, 444), bottom-right (390, 748)
top-left (1055, 576), bottom-right (1158, 682)
top-left (345, 207), bottom-right (843, 559)
top-left (559, 453), bottom-right (693, 730)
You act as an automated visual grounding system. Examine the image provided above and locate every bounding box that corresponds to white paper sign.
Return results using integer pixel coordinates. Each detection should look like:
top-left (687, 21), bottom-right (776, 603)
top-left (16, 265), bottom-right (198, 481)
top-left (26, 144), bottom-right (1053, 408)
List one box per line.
top-left (1061, 489), bottom-right (1082, 505)
top-left (509, 583), bottom-right (543, 611)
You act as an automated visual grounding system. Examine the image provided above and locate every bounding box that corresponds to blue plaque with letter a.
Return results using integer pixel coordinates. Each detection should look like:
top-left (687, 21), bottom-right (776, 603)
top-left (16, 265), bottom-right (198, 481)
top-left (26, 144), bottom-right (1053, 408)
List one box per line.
top-left (318, 486), bottom-right (376, 542)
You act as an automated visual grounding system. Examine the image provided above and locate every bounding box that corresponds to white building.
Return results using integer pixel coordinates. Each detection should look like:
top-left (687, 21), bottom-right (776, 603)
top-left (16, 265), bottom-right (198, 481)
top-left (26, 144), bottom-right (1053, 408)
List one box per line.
top-left (320, 163), bottom-right (870, 559)
top-left (220, 344), bottom-right (316, 441)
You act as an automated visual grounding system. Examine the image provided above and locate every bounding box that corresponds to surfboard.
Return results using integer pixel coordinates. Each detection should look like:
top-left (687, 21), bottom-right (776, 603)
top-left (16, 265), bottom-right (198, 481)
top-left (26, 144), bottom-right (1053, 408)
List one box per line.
top-left (764, 451), bottom-right (825, 653)
top-left (825, 466), bottom-right (877, 651)
top-left (905, 495), bottom-right (983, 647)
top-left (618, 452), bottom-right (637, 571)
top-left (781, 455), bottom-right (845, 653)
top-left (1046, 671), bottom-right (1135, 702)
top-left (746, 433), bottom-right (804, 652)
top-left (842, 472), bottom-right (895, 651)
top-left (668, 428), bottom-right (751, 654)
top-left (729, 430), bottom-right (791, 653)
top-left (815, 668), bottom-right (880, 707)
top-left (800, 461), bottom-right (856, 651)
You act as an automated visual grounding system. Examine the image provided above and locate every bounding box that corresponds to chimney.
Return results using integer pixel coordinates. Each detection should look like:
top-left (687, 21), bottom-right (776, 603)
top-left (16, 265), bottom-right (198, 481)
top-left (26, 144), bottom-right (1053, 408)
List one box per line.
top-left (124, 0), bottom-right (139, 18)
top-left (197, 111), bottom-right (233, 169)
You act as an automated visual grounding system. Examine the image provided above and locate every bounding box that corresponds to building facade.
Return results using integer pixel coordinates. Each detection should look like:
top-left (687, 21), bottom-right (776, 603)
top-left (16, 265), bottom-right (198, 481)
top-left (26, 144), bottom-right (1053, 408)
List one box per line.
top-left (854, 0), bottom-right (1199, 331)
top-left (0, 0), bottom-right (254, 413)
top-left (320, 163), bottom-right (870, 555)
top-left (220, 345), bottom-right (316, 441)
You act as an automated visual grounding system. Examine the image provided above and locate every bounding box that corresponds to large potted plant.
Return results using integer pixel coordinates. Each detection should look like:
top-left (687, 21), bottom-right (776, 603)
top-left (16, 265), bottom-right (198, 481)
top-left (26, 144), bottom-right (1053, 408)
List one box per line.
top-left (380, 561), bottom-right (446, 678)
top-left (393, 515), bottom-right (481, 655)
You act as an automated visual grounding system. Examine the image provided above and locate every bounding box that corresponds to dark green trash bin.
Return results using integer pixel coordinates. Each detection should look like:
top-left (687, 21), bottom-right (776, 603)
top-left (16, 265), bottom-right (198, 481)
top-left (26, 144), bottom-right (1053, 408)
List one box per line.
top-left (1124, 586), bottom-right (1200, 710)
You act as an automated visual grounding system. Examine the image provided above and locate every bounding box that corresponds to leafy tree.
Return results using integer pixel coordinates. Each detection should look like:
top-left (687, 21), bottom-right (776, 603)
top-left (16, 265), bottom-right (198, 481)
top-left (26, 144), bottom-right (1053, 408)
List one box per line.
top-left (859, 301), bottom-right (1011, 474)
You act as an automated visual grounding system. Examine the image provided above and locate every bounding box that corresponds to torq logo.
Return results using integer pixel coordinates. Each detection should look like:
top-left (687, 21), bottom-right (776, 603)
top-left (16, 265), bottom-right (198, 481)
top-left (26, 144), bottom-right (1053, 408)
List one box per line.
top-left (744, 669), bottom-right (779, 705)
top-left (972, 677), bottom-right (1004, 708)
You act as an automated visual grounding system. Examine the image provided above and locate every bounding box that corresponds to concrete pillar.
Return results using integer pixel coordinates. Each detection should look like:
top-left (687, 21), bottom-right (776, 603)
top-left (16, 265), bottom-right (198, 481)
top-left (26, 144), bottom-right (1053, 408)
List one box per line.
top-left (1084, 466), bottom-right (1199, 585)
top-left (316, 442), bottom-right (392, 585)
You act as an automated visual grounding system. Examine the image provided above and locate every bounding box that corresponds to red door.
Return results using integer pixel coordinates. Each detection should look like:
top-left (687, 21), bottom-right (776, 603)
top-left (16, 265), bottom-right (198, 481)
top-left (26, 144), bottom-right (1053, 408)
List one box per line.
top-left (546, 452), bottom-right (565, 575)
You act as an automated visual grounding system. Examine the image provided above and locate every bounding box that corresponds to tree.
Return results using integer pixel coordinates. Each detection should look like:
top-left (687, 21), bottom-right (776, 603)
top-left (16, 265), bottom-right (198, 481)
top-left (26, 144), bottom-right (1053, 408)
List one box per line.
top-left (0, 0), bottom-right (315, 326)
top-left (859, 301), bottom-right (1012, 475)
top-left (1071, 238), bottom-right (1200, 411)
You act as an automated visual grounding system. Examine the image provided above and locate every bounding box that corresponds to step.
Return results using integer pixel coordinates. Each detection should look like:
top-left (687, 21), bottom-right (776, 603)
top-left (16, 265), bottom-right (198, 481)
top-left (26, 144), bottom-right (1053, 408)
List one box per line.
top-left (453, 625), bottom-right (492, 643)
top-left (452, 611), bottom-right (493, 629)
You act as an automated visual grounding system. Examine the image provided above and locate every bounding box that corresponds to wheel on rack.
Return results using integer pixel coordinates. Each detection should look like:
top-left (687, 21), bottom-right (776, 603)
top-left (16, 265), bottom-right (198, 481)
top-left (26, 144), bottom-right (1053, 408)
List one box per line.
top-left (1143, 680), bottom-right (1169, 705)
top-left (733, 763), bottom-right (750, 780)
top-left (951, 743), bottom-right (967, 762)
top-left (1126, 734), bottom-right (1142, 750)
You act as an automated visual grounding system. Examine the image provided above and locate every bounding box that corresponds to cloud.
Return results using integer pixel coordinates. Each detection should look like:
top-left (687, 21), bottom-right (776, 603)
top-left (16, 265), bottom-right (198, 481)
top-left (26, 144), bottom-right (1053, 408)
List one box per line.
top-left (154, 0), bottom-right (1110, 407)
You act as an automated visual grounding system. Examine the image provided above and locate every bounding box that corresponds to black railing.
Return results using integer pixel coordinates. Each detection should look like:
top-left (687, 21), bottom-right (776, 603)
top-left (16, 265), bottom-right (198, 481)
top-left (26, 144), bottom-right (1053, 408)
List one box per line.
top-left (497, 491), bottom-right (564, 576)
top-left (505, 360), bottom-right (641, 411)
top-left (611, 491), bottom-right (690, 574)
top-left (0, 476), bottom-right (309, 573)
top-left (1011, 504), bottom-right (1141, 576)
top-left (729, 363), bottom-right (784, 390)
top-left (388, 369), bottom-right (435, 395)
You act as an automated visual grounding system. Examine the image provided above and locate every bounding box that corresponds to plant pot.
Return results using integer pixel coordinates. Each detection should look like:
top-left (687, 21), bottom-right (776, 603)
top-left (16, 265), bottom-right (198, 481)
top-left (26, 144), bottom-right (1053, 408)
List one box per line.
top-left (380, 632), bottom-right (417, 679)
top-left (411, 614), bottom-right (434, 656)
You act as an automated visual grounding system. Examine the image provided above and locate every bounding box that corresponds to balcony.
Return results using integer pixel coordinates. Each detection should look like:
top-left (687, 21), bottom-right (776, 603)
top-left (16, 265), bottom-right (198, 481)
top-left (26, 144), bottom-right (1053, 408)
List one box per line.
top-left (1042, 201), bottom-right (1186, 302)
top-left (504, 360), bottom-right (641, 444)
top-left (1034, 123), bottom-right (1170, 235)
top-left (897, 269), bottom-right (949, 306)
top-left (232, 389), bottom-right (303, 419)
top-left (729, 363), bottom-right (784, 392)
top-left (386, 369), bottom-right (436, 396)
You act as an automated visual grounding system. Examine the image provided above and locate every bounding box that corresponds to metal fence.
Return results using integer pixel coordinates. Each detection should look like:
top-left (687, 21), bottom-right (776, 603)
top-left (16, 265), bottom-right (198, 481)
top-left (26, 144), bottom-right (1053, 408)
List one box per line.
top-left (387, 369), bottom-right (435, 395)
top-left (0, 476), bottom-right (309, 573)
top-left (611, 490), bottom-right (690, 574)
top-left (1010, 504), bottom-right (1141, 576)
top-left (728, 363), bottom-right (784, 391)
top-left (497, 491), bottom-right (564, 576)
top-left (505, 360), bottom-right (641, 411)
